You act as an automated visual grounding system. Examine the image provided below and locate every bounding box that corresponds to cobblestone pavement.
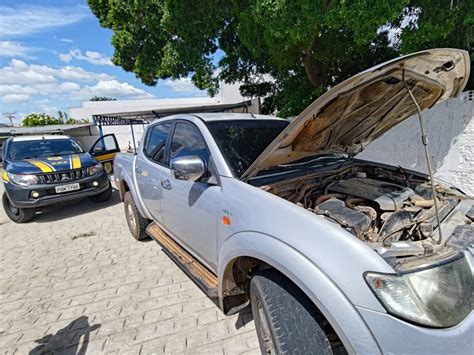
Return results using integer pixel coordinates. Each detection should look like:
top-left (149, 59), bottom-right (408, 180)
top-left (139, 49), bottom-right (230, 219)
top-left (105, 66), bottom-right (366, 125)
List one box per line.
top-left (0, 183), bottom-right (259, 354)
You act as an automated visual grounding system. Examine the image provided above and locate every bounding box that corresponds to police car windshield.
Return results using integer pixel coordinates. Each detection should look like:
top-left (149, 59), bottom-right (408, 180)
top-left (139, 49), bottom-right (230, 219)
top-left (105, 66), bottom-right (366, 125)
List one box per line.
top-left (9, 139), bottom-right (84, 160)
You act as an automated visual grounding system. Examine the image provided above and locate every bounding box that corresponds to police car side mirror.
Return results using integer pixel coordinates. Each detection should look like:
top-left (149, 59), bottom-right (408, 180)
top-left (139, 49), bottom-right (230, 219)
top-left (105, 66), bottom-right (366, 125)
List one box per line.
top-left (91, 146), bottom-right (105, 155)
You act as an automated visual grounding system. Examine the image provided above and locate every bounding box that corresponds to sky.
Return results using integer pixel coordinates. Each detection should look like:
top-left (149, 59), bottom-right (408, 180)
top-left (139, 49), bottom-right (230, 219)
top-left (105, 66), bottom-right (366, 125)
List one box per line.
top-left (0, 0), bottom-right (207, 125)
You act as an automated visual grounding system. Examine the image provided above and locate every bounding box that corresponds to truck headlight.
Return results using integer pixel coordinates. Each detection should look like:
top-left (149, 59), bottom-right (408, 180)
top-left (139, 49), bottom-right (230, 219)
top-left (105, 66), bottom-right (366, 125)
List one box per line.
top-left (365, 255), bottom-right (472, 328)
top-left (8, 173), bottom-right (38, 186)
top-left (87, 163), bottom-right (103, 176)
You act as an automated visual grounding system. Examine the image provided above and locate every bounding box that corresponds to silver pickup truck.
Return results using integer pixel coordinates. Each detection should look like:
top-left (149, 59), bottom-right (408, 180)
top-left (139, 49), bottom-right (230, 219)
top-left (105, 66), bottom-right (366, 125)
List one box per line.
top-left (114, 49), bottom-right (473, 354)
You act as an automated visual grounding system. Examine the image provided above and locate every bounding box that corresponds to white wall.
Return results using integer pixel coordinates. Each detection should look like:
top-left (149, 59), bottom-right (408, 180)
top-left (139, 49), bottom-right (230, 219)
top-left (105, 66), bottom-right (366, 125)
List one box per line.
top-left (101, 125), bottom-right (146, 151)
top-left (359, 91), bottom-right (474, 195)
top-left (67, 125), bottom-right (101, 150)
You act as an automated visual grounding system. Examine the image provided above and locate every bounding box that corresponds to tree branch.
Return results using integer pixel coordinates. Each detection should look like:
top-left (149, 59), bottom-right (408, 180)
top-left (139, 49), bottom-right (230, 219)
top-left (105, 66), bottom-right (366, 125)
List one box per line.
top-left (302, 40), bottom-right (321, 88)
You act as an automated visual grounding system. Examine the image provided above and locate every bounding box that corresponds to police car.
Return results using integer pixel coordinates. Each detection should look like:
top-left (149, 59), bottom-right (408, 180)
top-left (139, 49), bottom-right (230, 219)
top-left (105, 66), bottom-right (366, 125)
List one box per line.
top-left (1, 134), bottom-right (119, 223)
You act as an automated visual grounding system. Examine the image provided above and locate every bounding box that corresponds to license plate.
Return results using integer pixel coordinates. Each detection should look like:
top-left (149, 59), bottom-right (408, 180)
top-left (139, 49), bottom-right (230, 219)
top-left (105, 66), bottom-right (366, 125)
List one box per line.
top-left (55, 183), bottom-right (80, 193)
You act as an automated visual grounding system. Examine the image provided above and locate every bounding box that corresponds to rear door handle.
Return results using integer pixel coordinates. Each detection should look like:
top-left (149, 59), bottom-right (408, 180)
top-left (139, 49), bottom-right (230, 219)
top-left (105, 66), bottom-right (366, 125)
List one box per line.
top-left (135, 166), bottom-right (142, 174)
top-left (161, 179), bottom-right (173, 190)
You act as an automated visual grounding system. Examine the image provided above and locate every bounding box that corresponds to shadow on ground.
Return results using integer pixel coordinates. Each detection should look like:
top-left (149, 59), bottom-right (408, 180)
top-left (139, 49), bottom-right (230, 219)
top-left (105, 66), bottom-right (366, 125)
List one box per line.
top-left (235, 305), bottom-right (254, 330)
top-left (29, 316), bottom-right (100, 355)
top-left (33, 188), bottom-right (121, 223)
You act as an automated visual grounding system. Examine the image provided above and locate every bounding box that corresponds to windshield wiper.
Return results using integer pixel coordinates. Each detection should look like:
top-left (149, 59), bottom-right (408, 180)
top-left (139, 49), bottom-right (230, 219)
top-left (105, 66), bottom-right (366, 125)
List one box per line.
top-left (271, 155), bottom-right (346, 169)
top-left (38, 153), bottom-right (74, 157)
top-left (17, 156), bottom-right (35, 160)
top-left (276, 155), bottom-right (346, 168)
top-left (262, 157), bottom-right (347, 174)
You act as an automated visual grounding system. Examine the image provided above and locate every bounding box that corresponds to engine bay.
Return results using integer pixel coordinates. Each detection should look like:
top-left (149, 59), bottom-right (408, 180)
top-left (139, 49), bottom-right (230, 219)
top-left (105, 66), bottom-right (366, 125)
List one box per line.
top-left (260, 164), bottom-right (470, 260)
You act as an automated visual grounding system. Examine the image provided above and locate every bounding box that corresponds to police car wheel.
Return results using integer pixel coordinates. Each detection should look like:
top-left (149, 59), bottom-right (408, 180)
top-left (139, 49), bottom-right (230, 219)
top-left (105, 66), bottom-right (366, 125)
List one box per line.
top-left (89, 183), bottom-right (112, 203)
top-left (123, 191), bottom-right (150, 240)
top-left (2, 193), bottom-right (36, 223)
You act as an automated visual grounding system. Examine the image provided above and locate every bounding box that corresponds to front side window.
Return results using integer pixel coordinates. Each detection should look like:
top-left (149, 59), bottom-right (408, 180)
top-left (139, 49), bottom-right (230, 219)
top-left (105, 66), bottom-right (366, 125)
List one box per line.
top-left (144, 122), bottom-right (172, 164)
top-left (170, 122), bottom-right (210, 164)
top-left (9, 139), bottom-right (84, 160)
top-left (92, 135), bottom-right (118, 153)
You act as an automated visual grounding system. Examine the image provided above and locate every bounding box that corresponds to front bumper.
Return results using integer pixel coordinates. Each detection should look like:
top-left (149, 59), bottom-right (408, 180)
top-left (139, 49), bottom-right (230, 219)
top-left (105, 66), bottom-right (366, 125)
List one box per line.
top-left (357, 306), bottom-right (474, 354)
top-left (4, 171), bottom-right (110, 208)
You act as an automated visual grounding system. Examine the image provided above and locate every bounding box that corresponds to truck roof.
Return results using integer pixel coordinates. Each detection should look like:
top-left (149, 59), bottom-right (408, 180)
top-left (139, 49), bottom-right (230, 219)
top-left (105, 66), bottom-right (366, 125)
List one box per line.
top-left (185, 113), bottom-right (285, 122)
top-left (11, 135), bottom-right (69, 142)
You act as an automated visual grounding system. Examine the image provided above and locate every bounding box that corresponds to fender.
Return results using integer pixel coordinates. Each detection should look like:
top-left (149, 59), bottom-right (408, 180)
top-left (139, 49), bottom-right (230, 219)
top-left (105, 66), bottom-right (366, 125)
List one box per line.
top-left (218, 232), bottom-right (382, 355)
top-left (115, 160), bottom-right (153, 220)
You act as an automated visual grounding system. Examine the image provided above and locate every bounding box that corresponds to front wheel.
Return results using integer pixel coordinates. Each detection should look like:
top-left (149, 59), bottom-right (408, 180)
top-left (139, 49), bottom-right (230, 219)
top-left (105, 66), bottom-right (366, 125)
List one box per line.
top-left (2, 193), bottom-right (36, 223)
top-left (123, 191), bottom-right (150, 240)
top-left (89, 183), bottom-right (112, 203)
top-left (250, 269), bottom-right (345, 355)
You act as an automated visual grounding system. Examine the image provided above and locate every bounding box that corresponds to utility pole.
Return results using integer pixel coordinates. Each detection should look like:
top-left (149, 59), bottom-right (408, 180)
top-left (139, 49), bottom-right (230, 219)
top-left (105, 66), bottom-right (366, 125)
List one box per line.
top-left (2, 112), bottom-right (16, 127)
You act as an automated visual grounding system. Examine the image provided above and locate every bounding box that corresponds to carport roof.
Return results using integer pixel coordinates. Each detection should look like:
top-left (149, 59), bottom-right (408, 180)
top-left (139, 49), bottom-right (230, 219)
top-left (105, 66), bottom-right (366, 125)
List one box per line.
top-left (0, 123), bottom-right (92, 137)
top-left (92, 100), bottom-right (254, 126)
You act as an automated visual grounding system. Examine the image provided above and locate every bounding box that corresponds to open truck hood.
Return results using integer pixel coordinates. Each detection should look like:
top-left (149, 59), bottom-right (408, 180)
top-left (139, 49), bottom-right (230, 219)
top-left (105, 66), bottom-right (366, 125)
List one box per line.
top-left (241, 48), bottom-right (470, 180)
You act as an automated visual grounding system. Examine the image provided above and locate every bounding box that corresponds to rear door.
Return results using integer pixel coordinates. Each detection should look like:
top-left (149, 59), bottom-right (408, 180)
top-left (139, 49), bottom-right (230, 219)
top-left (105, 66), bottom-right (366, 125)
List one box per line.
top-left (89, 134), bottom-right (120, 174)
top-left (135, 122), bottom-right (172, 223)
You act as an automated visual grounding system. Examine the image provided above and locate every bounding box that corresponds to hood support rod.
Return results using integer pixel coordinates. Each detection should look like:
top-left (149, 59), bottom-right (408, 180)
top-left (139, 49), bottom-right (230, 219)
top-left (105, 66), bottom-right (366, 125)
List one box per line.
top-left (402, 69), bottom-right (443, 244)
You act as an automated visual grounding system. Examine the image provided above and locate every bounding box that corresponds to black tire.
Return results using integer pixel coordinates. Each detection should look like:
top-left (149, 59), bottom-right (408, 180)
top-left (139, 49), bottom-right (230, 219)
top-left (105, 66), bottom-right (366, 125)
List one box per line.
top-left (89, 183), bottom-right (112, 203)
top-left (123, 191), bottom-right (150, 240)
top-left (250, 269), bottom-right (344, 355)
top-left (2, 193), bottom-right (36, 223)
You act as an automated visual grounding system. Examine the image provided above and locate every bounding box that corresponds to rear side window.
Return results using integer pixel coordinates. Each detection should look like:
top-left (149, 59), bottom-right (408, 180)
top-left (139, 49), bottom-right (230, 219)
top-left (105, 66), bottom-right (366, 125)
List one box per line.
top-left (170, 122), bottom-right (210, 164)
top-left (144, 123), bottom-right (172, 164)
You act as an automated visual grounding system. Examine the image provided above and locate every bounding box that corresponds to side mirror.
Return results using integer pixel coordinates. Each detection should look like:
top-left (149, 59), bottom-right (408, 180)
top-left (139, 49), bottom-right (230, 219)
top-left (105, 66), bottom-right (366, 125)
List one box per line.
top-left (170, 156), bottom-right (205, 182)
top-left (92, 146), bottom-right (105, 154)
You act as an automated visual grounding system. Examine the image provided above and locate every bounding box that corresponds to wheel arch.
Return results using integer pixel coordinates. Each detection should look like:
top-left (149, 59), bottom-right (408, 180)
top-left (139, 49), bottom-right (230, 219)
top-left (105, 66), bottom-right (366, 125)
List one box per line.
top-left (115, 170), bottom-right (151, 220)
top-left (218, 232), bottom-right (382, 355)
top-left (118, 178), bottom-right (130, 201)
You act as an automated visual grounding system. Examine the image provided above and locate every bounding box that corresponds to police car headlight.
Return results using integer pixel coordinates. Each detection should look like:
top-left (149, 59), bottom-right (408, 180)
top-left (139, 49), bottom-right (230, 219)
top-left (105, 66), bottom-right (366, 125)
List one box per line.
top-left (8, 173), bottom-right (38, 186)
top-left (87, 163), bottom-right (103, 176)
top-left (365, 255), bottom-right (472, 328)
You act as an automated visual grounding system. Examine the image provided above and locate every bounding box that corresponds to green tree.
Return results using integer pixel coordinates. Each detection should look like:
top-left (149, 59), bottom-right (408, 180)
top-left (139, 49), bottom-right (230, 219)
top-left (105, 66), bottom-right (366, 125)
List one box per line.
top-left (65, 118), bottom-right (90, 124)
top-left (57, 110), bottom-right (68, 124)
top-left (90, 96), bottom-right (117, 101)
top-left (21, 112), bottom-right (89, 126)
top-left (88, 0), bottom-right (473, 117)
top-left (22, 113), bottom-right (61, 127)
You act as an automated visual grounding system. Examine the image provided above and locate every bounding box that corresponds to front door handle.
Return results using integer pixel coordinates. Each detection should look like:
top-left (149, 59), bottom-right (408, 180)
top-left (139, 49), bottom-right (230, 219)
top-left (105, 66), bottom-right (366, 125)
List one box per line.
top-left (161, 179), bottom-right (173, 190)
top-left (135, 166), bottom-right (143, 174)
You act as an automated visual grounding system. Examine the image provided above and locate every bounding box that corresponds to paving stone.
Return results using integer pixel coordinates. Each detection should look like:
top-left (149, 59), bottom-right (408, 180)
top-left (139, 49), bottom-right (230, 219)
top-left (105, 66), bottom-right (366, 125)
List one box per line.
top-left (0, 184), bottom-right (257, 353)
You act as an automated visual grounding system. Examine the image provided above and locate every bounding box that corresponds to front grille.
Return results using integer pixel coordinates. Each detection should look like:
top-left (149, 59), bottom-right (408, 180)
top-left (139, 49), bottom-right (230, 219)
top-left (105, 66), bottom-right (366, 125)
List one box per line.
top-left (37, 168), bottom-right (88, 184)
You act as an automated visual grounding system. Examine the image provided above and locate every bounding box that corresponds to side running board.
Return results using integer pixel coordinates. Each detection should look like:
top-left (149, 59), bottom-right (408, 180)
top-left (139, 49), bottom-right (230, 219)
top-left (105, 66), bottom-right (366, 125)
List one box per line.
top-left (146, 223), bottom-right (218, 298)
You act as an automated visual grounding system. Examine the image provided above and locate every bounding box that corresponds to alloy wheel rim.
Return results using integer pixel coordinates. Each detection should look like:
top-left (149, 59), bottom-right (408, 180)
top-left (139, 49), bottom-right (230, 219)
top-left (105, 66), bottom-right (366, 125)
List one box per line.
top-left (127, 203), bottom-right (137, 231)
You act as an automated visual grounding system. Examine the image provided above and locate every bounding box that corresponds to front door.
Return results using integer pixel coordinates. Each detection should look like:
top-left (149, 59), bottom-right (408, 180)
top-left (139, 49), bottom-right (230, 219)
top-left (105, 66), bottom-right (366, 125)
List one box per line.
top-left (161, 121), bottom-right (220, 271)
top-left (135, 122), bottom-right (172, 223)
top-left (89, 134), bottom-right (120, 174)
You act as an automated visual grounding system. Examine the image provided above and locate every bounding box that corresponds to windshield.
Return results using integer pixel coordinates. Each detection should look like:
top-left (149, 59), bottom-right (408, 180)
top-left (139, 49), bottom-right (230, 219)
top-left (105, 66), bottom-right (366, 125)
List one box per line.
top-left (9, 139), bottom-right (84, 160)
top-left (206, 119), bottom-right (289, 178)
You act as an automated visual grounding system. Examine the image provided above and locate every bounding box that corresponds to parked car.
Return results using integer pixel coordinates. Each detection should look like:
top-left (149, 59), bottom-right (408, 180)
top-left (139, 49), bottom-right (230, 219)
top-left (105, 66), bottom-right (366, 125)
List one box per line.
top-left (1, 134), bottom-right (119, 223)
top-left (114, 49), bottom-right (473, 354)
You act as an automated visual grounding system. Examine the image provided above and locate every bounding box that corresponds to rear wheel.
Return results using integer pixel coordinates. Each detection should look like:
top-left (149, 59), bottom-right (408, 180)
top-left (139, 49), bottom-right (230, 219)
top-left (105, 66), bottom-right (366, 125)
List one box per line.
top-left (123, 191), bottom-right (150, 240)
top-left (250, 269), bottom-right (345, 355)
top-left (2, 193), bottom-right (36, 223)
